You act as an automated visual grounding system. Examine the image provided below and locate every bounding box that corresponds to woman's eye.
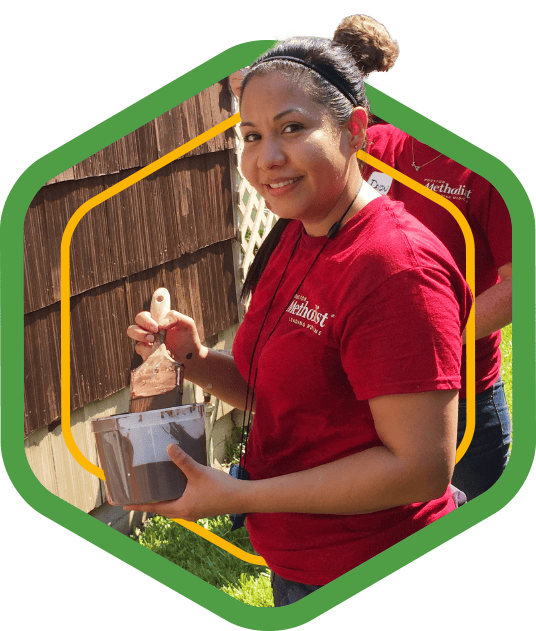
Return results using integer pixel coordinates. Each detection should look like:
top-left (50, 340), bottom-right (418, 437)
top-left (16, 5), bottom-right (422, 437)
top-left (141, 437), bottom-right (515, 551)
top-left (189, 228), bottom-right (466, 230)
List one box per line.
top-left (282, 123), bottom-right (303, 134)
top-left (243, 132), bottom-right (260, 143)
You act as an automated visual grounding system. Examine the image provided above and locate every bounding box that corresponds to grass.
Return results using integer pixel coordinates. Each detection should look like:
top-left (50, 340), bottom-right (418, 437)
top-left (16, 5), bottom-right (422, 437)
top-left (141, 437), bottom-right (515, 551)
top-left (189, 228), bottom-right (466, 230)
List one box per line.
top-left (221, 572), bottom-right (274, 607)
top-left (224, 425), bottom-right (246, 465)
top-left (500, 323), bottom-right (512, 416)
top-left (131, 514), bottom-right (274, 607)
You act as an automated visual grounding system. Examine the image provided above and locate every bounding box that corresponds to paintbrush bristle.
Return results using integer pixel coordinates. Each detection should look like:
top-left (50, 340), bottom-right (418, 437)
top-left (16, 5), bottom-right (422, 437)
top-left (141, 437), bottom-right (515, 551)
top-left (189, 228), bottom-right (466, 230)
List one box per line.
top-left (129, 344), bottom-right (184, 412)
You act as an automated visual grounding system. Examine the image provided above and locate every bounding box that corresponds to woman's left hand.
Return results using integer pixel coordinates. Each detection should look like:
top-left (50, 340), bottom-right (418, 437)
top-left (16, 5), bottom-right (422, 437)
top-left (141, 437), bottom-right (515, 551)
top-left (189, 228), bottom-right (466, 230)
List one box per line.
top-left (123, 444), bottom-right (246, 521)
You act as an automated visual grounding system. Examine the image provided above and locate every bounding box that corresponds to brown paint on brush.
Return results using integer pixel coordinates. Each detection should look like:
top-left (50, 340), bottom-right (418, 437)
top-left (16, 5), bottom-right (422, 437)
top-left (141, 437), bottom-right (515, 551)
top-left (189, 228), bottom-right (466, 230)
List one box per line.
top-left (129, 288), bottom-right (184, 412)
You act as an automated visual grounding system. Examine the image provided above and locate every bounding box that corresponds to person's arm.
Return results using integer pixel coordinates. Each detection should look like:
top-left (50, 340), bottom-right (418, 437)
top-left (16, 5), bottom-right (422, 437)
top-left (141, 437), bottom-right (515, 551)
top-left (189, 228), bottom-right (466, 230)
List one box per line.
top-left (127, 310), bottom-right (252, 411)
top-left (462, 262), bottom-right (512, 344)
top-left (183, 346), bottom-right (252, 411)
top-left (124, 389), bottom-right (458, 519)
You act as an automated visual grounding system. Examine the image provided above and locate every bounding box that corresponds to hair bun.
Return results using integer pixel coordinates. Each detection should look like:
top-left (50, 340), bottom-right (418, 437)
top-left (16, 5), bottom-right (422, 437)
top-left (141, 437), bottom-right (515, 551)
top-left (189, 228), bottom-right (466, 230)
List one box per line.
top-left (334, 14), bottom-right (399, 76)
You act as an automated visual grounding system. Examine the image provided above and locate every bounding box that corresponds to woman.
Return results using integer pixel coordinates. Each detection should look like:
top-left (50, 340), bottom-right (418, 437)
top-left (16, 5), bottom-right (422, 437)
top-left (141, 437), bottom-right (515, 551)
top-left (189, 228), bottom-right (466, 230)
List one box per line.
top-left (125, 37), bottom-right (472, 604)
top-left (333, 14), bottom-right (512, 500)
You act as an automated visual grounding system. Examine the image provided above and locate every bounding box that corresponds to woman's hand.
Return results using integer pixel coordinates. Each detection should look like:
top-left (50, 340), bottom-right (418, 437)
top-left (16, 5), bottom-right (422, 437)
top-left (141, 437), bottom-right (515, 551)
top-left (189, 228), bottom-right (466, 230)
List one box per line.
top-left (123, 390), bottom-right (458, 520)
top-left (127, 307), bottom-right (251, 409)
top-left (127, 310), bottom-right (206, 365)
top-left (123, 444), bottom-right (246, 521)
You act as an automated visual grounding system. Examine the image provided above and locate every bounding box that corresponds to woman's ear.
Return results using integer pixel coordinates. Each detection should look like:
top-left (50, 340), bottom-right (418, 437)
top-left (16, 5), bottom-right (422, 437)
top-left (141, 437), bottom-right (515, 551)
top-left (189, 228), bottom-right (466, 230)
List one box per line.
top-left (347, 108), bottom-right (367, 149)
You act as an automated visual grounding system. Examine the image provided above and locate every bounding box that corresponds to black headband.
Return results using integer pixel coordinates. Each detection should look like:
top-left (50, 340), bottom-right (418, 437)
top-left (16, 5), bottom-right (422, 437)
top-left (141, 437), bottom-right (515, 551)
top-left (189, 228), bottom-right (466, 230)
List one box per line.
top-left (251, 55), bottom-right (358, 107)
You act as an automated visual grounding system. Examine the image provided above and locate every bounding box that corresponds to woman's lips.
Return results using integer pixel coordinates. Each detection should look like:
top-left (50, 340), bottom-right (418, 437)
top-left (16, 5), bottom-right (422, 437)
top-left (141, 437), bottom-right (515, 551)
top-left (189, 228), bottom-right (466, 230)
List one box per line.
top-left (265, 177), bottom-right (302, 196)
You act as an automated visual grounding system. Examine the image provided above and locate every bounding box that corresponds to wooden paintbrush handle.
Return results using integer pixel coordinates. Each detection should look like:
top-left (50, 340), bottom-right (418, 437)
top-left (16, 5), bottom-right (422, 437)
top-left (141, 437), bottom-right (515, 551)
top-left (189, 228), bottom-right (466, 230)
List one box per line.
top-left (150, 288), bottom-right (171, 346)
top-left (150, 288), bottom-right (171, 326)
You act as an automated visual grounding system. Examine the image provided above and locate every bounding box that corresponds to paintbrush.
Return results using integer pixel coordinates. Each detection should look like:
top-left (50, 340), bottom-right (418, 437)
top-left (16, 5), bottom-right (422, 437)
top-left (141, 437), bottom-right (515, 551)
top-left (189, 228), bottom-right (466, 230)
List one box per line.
top-left (129, 287), bottom-right (184, 413)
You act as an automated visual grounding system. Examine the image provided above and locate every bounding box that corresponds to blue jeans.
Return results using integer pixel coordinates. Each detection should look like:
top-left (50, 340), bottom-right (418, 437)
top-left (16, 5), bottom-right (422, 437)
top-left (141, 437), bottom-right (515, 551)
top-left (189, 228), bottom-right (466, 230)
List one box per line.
top-left (452, 378), bottom-right (512, 501)
top-left (271, 572), bottom-right (322, 606)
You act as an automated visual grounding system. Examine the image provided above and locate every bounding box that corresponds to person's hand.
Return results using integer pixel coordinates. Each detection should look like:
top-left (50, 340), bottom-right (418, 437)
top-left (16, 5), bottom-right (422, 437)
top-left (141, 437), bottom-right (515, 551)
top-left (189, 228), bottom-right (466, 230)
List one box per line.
top-left (127, 310), bottom-right (204, 364)
top-left (123, 444), bottom-right (246, 521)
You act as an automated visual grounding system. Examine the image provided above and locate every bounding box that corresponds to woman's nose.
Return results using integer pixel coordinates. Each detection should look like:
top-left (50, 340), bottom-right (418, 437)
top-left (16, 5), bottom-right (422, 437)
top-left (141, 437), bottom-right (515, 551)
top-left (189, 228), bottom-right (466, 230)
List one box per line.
top-left (257, 137), bottom-right (286, 170)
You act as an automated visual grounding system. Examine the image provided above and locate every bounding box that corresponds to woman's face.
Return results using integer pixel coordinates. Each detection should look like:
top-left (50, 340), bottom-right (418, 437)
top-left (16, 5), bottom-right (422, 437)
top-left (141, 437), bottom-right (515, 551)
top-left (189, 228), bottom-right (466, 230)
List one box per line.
top-left (239, 71), bottom-right (360, 235)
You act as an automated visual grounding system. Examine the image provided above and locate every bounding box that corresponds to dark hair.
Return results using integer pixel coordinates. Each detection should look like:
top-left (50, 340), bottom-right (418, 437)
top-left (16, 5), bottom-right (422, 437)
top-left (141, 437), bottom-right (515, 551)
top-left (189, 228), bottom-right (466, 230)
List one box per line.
top-left (241, 37), bottom-right (369, 126)
top-left (239, 37), bottom-right (368, 301)
top-left (333, 14), bottom-right (399, 77)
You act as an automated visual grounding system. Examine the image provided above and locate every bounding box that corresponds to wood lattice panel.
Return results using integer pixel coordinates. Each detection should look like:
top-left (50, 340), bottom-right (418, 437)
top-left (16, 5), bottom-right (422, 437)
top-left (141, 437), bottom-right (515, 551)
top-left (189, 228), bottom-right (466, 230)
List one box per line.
top-left (232, 106), bottom-right (277, 305)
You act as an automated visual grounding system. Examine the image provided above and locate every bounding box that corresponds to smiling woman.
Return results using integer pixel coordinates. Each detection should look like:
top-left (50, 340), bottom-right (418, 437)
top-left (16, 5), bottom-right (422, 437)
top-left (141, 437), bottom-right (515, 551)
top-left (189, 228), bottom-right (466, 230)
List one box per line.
top-left (239, 72), bottom-right (364, 234)
top-left (126, 36), bottom-right (473, 606)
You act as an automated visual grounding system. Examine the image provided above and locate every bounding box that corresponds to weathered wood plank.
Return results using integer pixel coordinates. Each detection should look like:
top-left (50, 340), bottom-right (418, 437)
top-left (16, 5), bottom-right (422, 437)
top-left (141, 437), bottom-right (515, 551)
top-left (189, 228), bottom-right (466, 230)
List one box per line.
top-left (24, 241), bottom-right (239, 435)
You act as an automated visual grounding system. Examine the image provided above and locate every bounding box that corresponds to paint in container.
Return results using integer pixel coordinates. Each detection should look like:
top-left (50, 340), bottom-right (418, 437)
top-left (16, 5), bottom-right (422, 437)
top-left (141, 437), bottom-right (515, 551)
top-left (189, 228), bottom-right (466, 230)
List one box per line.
top-left (91, 404), bottom-right (206, 505)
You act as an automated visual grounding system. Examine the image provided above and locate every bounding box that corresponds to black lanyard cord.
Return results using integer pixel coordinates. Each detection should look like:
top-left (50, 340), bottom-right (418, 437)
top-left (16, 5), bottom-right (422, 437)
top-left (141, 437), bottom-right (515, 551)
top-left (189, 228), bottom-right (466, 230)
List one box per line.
top-left (238, 190), bottom-right (360, 474)
top-left (238, 230), bottom-right (303, 467)
top-left (241, 232), bottom-right (334, 472)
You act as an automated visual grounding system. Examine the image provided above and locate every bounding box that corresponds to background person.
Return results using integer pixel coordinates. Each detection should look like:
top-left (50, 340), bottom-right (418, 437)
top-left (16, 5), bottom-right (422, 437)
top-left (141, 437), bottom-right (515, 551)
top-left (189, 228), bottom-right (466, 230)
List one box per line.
top-left (333, 14), bottom-right (512, 500)
top-left (126, 36), bottom-right (472, 605)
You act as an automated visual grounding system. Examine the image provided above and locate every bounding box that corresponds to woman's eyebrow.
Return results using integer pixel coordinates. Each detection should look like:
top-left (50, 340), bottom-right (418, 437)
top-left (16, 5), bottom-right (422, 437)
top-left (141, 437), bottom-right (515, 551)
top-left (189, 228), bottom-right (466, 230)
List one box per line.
top-left (274, 107), bottom-right (307, 121)
top-left (240, 107), bottom-right (308, 128)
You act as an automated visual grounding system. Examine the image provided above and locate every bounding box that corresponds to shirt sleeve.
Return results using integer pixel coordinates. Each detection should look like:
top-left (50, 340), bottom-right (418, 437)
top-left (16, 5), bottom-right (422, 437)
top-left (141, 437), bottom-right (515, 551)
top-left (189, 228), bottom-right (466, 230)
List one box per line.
top-left (339, 266), bottom-right (468, 401)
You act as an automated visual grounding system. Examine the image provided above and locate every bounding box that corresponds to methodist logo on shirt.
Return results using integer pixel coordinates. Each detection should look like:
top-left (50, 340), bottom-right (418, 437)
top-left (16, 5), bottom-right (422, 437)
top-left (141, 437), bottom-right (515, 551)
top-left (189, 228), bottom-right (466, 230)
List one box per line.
top-left (286, 294), bottom-right (331, 336)
top-left (423, 179), bottom-right (472, 200)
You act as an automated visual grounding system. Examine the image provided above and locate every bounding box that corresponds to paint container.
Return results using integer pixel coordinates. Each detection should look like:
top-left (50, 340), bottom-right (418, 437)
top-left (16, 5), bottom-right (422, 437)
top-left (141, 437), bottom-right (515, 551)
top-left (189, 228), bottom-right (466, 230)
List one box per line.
top-left (91, 404), bottom-right (206, 506)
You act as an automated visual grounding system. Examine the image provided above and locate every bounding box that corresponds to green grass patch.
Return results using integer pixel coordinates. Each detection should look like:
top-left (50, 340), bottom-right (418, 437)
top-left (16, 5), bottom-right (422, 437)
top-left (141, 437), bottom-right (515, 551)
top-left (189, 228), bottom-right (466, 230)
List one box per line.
top-left (500, 323), bottom-right (512, 416)
top-left (131, 514), bottom-right (274, 607)
top-left (224, 425), bottom-right (246, 465)
top-left (221, 572), bottom-right (274, 607)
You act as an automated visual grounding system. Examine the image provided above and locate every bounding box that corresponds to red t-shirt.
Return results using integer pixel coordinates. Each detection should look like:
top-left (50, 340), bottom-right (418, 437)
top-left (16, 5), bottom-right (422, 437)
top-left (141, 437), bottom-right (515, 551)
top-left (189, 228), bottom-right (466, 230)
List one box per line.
top-left (364, 124), bottom-right (512, 397)
top-left (232, 197), bottom-right (472, 585)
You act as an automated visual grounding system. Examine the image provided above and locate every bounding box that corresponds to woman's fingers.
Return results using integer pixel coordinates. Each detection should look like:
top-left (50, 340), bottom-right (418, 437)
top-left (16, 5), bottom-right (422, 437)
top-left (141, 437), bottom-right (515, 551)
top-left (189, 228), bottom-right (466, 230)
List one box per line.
top-left (122, 444), bottom-right (243, 521)
top-left (167, 443), bottom-right (200, 476)
top-left (134, 311), bottom-right (159, 333)
top-left (129, 309), bottom-right (192, 335)
top-left (123, 445), bottom-right (201, 518)
top-left (127, 324), bottom-right (156, 342)
top-left (127, 309), bottom-right (199, 364)
top-left (127, 326), bottom-right (157, 363)
top-left (127, 317), bottom-right (158, 360)
top-left (159, 310), bottom-right (194, 331)
top-left (122, 499), bottom-right (179, 516)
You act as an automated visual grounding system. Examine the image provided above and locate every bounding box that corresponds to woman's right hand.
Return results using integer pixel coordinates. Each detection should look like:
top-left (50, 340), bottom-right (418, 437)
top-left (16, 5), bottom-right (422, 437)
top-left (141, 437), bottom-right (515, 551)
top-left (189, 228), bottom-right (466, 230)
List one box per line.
top-left (127, 310), bottom-right (204, 365)
top-left (129, 309), bottom-right (250, 410)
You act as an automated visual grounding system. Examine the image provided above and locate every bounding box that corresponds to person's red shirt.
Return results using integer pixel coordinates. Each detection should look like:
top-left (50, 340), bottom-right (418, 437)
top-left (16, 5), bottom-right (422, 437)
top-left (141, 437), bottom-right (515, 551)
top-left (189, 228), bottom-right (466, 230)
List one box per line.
top-left (233, 198), bottom-right (471, 584)
top-left (364, 124), bottom-right (512, 397)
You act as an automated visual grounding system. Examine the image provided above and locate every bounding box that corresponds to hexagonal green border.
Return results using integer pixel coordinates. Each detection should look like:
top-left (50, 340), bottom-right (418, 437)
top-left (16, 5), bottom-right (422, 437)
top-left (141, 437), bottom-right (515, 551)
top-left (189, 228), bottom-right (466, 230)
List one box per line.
top-left (1, 40), bottom-right (534, 630)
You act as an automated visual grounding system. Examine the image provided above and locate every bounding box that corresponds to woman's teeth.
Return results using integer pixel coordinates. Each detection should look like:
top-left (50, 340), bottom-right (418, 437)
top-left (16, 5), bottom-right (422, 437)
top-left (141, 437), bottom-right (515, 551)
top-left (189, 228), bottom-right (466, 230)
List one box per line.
top-left (269, 178), bottom-right (299, 189)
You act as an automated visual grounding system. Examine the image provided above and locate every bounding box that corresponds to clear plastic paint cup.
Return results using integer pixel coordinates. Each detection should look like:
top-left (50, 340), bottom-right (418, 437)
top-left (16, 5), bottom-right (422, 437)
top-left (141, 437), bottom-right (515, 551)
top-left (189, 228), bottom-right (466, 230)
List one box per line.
top-left (91, 404), bottom-right (206, 506)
